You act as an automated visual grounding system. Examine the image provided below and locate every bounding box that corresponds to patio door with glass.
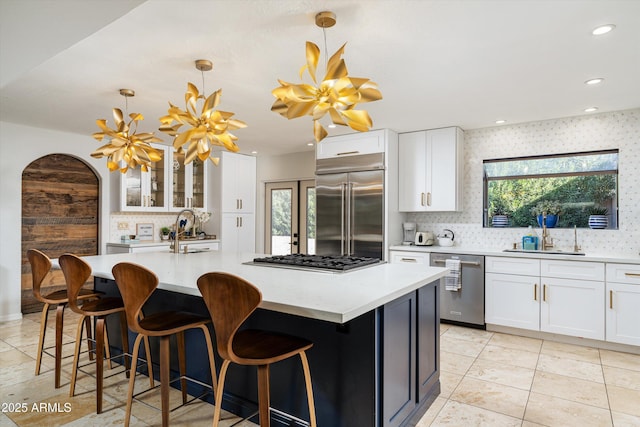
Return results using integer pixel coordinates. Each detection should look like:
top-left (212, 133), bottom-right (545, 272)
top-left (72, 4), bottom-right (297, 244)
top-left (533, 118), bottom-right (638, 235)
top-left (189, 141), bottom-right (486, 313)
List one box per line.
top-left (265, 180), bottom-right (315, 255)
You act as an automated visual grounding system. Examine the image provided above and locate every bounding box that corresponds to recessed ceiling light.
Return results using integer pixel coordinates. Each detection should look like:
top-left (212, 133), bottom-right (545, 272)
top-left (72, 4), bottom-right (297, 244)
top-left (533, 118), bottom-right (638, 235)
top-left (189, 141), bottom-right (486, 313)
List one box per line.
top-left (585, 78), bottom-right (604, 85)
top-left (592, 24), bottom-right (615, 36)
top-left (495, 120), bottom-right (506, 124)
top-left (584, 107), bottom-right (598, 113)
top-left (251, 150), bottom-right (258, 154)
top-left (328, 124), bottom-right (337, 129)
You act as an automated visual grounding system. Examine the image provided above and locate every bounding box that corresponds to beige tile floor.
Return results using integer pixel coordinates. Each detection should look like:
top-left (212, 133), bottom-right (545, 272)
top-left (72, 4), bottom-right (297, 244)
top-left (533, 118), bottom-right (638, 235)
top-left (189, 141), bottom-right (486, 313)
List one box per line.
top-left (1, 312), bottom-right (639, 426)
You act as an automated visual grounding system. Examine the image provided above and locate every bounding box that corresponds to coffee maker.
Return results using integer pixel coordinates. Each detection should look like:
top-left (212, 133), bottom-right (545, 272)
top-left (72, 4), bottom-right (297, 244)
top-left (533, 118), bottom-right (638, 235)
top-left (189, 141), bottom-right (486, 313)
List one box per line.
top-left (402, 222), bottom-right (416, 245)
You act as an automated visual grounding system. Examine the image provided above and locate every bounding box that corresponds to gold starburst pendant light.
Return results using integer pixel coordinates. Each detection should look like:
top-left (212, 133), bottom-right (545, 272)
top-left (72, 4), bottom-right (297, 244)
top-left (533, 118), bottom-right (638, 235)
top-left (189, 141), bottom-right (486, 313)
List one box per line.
top-left (91, 89), bottom-right (163, 173)
top-left (271, 11), bottom-right (383, 142)
top-left (159, 59), bottom-right (247, 166)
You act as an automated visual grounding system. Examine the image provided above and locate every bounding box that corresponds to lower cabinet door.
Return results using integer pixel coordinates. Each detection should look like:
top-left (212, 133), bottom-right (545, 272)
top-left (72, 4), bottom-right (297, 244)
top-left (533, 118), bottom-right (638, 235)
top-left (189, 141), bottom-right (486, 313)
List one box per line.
top-left (540, 277), bottom-right (605, 340)
top-left (417, 284), bottom-right (439, 401)
top-left (382, 292), bottom-right (416, 427)
top-left (485, 273), bottom-right (539, 330)
top-left (606, 282), bottom-right (640, 346)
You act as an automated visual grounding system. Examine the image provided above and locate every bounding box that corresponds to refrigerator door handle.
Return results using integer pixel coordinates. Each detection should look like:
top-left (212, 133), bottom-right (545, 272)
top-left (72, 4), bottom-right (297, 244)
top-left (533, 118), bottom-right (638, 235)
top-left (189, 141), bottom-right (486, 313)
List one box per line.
top-left (347, 182), bottom-right (355, 256)
top-left (341, 183), bottom-right (347, 256)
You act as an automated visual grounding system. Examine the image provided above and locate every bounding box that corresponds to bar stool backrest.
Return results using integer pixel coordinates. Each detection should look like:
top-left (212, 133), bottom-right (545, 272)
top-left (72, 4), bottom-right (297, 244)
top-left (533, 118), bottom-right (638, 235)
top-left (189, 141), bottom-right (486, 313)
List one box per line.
top-left (27, 249), bottom-right (52, 302)
top-left (112, 262), bottom-right (159, 335)
top-left (197, 272), bottom-right (262, 362)
top-left (58, 254), bottom-right (92, 314)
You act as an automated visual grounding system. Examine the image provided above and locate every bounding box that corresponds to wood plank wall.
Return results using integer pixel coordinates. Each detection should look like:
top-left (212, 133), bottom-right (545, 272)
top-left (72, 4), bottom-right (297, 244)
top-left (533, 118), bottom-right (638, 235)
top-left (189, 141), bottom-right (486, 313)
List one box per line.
top-left (21, 154), bottom-right (99, 313)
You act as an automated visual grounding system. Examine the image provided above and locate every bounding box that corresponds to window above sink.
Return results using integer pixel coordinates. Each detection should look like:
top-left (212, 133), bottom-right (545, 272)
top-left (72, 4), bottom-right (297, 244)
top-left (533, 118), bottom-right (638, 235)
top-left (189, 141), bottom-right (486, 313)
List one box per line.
top-left (483, 150), bottom-right (618, 229)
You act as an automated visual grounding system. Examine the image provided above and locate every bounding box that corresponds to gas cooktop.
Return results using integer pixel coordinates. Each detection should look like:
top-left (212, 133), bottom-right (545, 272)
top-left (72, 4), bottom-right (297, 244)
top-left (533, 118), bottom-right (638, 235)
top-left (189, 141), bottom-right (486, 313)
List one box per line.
top-left (248, 254), bottom-right (383, 272)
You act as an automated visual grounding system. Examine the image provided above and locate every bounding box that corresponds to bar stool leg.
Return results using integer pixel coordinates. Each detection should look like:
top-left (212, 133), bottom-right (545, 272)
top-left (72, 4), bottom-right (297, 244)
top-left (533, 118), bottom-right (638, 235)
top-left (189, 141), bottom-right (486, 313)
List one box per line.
top-left (69, 314), bottom-right (86, 397)
top-left (212, 360), bottom-right (230, 427)
top-left (159, 335), bottom-right (170, 427)
top-left (143, 335), bottom-right (154, 387)
top-left (95, 317), bottom-right (106, 414)
top-left (54, 304), bottom-right (65, 388)
top-left (300, 351), bottom-right (317, 427)
top-left (35, 302), bottom-right (50, 375)
top-left (257, 365), bottom-right (271, 427)
top-left (124, 334), bottom-right (144, 427)
top-left (119, 312), bottom-right (131, 377)
top-left (177, 331), bottom-right (187, 404)
top-left (85, 315), bottom-right (95, 361)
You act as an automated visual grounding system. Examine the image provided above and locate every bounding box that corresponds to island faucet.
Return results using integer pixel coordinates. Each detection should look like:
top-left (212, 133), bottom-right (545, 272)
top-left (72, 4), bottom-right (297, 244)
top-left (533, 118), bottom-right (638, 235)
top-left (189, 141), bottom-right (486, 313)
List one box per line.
top-left (171, 209), bottom-right (198, 254)
top-left (541, 213), bottom-right (554, 251)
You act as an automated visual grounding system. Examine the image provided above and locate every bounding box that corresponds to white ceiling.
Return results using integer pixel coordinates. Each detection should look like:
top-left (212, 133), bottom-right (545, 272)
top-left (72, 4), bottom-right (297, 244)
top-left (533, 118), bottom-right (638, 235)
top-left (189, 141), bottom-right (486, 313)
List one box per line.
top-left (1, 0), bottom-right (639, 156)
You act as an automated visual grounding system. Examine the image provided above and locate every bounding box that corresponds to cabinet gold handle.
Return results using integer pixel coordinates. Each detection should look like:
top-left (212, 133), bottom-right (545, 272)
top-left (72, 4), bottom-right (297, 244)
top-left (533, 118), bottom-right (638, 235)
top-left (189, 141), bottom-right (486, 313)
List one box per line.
top-left (240, 199), bottom-right (243, 210)
top-left (624, 272), bottom-right (640, 277)
top-left (543, 284), bottom-right (547, 302)
top-left (610, 290), bottom-right (613, 309)
top-left (336, 151), bottom-right (359, 156)
top-left (240, 216), bottom-right (243, 227)
top-left (427, 192), bottom-right (432, 206)
top-left (401, 258), bottom-right (417, 262)
top-left (534, 283), bottom-right (538, 301)
top-left (421, 192), bottom-right (426, 206)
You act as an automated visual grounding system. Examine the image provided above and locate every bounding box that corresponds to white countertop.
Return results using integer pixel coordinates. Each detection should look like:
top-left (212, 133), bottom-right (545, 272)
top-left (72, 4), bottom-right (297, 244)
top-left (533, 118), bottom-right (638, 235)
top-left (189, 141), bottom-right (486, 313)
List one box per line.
top-left (389, 245), bottom-right (640, 264)
top-left (74, 251), bottom-right (448, 324)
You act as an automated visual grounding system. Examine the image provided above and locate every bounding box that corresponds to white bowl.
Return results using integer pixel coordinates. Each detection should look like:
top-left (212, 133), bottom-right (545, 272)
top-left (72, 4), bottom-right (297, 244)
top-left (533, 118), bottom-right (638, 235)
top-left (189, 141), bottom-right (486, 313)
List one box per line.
top-left (438, 237), bottom-right (454, 247)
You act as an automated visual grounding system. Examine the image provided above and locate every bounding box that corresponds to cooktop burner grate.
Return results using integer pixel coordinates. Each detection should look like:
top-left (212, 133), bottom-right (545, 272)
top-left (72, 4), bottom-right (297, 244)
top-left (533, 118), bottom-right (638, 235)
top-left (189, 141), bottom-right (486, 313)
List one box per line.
top-left (250, 254), bottom-right (382, 271)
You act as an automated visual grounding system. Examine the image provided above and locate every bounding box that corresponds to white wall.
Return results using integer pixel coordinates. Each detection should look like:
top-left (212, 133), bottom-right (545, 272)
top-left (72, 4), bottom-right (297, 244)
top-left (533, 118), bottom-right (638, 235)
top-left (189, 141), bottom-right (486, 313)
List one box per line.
top-left (255, 151), bottom-right (316, 253)
top-left (408, 109), bottom-right (640, 256)
top-left (0, 121), bottom-right (112, 321)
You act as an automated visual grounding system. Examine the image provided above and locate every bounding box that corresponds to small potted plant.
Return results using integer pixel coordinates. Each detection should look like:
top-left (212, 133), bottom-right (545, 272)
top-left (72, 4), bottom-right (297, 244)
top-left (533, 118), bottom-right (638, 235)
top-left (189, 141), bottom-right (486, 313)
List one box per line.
top-left (531, 200), bottom-right (561, 228)
top-left (588, 206), bottom-right (608, 229)
top-left (160, 226), bottom-right (171, 240)
top-left (489, 200), bottom-right (510, 227)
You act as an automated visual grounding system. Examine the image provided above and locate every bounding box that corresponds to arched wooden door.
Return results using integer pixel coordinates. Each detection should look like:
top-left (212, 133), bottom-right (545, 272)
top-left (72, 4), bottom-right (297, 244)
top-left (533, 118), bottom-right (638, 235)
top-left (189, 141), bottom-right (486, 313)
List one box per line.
top-left (21, 154), bottom-right (99, 313)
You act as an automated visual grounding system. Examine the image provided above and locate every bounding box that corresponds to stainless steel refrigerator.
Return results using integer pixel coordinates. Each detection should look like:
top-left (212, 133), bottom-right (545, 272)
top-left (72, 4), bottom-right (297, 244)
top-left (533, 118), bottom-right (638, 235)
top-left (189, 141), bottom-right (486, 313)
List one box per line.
top-left (315, 153), bottom-right (385, 259)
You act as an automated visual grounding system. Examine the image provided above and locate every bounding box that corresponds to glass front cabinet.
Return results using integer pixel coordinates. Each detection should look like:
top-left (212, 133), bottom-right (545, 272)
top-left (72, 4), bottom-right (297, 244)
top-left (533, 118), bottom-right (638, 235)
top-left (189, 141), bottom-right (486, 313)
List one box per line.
top-left (119, 145), bottom-right (207, 212)
top-left (170, 151), bottom-right (207, 211)
top-left (120, 144), bottom-right (169, 212)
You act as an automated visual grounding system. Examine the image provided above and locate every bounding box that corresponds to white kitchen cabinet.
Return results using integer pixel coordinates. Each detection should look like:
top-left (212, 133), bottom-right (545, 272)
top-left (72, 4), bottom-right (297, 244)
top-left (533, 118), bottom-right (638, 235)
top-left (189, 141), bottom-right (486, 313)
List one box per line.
top-left (398, 127), bottom-right (463, 212)
top-left (120, 143), bottom-right (169, 211)
top-left (221, 213), bottom-right (255, 252)
top-left (540, 260), bottom-right (605, 340)
top-left (218, 151), bottom-right (256, 213)
top-left (389, 250), bottom-right (430, 265)
top-left (540, 276), bottom-right (604, 340)
top-left (170, 151), bottom-right (207, 210)
top-left (211, 152), bottom-right (257, 251)
top-left (315, 130), bottom-right (385, 159)
top-left (606, 263), bottom-right (640, 346)
top-left (485, 257), bottom-right (540, 331)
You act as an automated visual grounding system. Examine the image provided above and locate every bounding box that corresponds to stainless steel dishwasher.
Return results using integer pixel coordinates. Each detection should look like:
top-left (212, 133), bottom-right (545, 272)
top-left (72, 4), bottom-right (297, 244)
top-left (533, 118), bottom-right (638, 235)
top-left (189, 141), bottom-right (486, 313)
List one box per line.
top-left (430, 253), bottom-right (485, 328)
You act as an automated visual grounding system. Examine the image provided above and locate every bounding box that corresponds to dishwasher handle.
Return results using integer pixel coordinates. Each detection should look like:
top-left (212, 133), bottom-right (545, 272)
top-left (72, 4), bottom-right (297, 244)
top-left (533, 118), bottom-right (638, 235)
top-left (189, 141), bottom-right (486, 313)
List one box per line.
top-left (432, 259), bottom-right (480, 266)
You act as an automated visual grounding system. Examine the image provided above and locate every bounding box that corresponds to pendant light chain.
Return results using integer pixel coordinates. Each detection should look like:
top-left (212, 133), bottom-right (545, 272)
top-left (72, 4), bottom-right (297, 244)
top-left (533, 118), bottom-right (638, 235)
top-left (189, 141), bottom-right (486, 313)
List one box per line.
top-left (201, 69), bottom-right (206, 98)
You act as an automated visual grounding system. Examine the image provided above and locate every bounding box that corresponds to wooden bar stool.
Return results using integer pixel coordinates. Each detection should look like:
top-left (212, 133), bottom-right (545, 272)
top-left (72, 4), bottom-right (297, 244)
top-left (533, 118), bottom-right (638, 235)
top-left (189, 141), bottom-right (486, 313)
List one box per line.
top-left (112, 262), bottom-right (217, 427)
top-left (197, 272), bottom-right (317, 427)
top-left (58, 253), bottom-right (133, 414)
top-left (27, 249), bottom-right (101, 389)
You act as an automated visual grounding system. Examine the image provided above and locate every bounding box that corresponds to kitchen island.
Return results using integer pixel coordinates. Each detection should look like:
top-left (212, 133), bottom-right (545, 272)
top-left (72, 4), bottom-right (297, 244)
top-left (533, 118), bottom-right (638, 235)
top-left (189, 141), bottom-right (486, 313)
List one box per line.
top-left (79, 251), bottom-right (448, 427)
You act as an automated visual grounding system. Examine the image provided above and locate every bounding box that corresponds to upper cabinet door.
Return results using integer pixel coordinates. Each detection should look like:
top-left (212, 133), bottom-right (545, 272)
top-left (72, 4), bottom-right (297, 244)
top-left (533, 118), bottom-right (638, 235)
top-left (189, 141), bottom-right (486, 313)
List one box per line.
top-left (398, 127), bottom-right (463, 212)
top-left (220, 152), bottom-right (256, 213)
top-left (120, 143), bottom-right (169, 212)
top-left (398, 131), bottom-right (427, 211)
top-left (170, 151), bottom-right (207, 210)
top-left (316, 130), bottom-right (385, 159)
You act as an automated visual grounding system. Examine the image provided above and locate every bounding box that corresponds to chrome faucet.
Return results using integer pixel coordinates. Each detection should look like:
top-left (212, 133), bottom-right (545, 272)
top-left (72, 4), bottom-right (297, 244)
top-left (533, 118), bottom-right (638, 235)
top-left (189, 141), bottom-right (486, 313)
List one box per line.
top-left (541, 213), bottom-right (554, 251)
top-left (171, 209), bottom-right (198, 254)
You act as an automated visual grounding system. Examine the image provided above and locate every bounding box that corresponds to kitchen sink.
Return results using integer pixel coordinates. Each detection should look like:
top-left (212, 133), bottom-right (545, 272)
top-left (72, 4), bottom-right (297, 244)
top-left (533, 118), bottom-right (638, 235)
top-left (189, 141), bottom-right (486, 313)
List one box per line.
top-left (503, 249), bottom-right (585, 256)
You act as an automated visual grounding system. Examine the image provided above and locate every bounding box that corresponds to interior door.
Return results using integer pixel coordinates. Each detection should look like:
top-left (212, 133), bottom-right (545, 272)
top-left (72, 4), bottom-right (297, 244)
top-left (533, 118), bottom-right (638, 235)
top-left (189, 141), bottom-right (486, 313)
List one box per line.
top-left (265, 180), bottom-right (315, 255)
top-left (265, 181), bottom-right (299, 255)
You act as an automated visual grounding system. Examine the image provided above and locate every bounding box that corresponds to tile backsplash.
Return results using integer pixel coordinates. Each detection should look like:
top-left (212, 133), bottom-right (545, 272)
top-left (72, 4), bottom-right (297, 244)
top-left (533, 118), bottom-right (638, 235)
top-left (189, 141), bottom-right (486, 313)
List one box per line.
top-left (109, 213), bottom-right (214, 242)
top-left (408, 109), bottom-right (640, 256)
